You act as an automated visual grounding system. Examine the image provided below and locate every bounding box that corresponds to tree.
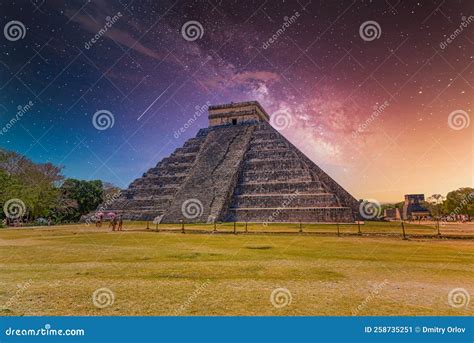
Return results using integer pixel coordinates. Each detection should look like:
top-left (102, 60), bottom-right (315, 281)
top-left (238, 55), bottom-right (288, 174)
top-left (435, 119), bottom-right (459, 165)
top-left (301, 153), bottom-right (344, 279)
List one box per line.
top-left (59, 179), bottom-right (104, 221)
top-left (0, 150), bottom-right (63, 221)
top-left (0, 148), bottom-right (122, 224)
top-left (426, 194), bottom-right (446, 219)
top-left (445, 188), bottom-right (474, 220)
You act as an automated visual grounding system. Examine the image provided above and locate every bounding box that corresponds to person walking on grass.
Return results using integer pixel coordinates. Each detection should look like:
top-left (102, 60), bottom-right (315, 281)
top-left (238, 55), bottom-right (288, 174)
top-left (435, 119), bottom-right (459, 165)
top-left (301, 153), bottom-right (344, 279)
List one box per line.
top-left (98, 213), bottom-right (104, 228)
top-left (117, 215), bottom-right (123, 231)
top-left (109, 216), bottom-right (117, 231)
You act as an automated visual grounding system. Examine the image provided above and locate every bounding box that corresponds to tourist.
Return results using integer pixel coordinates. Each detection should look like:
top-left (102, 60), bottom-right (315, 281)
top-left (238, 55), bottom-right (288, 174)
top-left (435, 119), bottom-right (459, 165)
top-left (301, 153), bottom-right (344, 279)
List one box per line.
top-left (117, 215), bottom-right (123, 231)
top-left (110, 216), bottom-right (117, 231)
top-left (95, 215), bottom-right (102, 228)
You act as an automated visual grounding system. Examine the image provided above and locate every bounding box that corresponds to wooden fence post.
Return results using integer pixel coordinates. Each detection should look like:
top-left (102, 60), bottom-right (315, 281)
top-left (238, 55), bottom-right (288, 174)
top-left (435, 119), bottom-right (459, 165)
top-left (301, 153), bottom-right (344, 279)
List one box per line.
top-left (401, 221), bottom-right (407, 240)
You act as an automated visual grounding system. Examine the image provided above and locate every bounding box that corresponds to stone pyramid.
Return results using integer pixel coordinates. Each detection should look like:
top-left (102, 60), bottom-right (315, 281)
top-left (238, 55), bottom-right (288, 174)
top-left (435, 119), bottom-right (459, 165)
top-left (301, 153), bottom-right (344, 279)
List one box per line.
top-left (105, 101), bottom-right (359, 223)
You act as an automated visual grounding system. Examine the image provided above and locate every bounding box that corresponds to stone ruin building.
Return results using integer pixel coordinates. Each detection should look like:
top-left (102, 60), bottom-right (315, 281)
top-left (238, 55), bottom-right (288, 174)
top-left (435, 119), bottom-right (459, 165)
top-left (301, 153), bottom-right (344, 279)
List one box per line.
top-left (102, 101), bottom-right (359, 223)
top-left (402, 194), bottom-right (430, 220)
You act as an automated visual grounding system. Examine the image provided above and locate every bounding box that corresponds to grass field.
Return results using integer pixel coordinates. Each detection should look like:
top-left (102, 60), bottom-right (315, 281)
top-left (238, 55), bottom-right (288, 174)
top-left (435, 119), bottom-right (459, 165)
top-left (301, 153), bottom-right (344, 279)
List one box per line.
top-left (0, 222), bottom-right (473, 316)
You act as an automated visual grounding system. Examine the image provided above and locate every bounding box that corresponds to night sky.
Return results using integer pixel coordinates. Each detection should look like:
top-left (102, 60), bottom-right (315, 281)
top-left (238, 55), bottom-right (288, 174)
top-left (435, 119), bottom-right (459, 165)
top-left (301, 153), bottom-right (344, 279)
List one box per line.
top-left (0, 0), bottom-right (472, 202)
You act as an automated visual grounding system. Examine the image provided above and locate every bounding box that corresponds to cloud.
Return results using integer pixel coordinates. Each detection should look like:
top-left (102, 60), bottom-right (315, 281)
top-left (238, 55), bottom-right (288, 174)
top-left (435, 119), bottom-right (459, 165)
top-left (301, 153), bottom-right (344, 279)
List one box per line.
top-left (64, 3), bottom-right (164, 61)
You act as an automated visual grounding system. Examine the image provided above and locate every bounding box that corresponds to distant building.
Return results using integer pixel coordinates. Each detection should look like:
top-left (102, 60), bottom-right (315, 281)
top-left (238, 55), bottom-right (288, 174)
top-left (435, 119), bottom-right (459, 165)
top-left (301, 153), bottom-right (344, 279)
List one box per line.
top-left (383, 208), bottom-right (401, 220)
top-left (402, 194), bottom-right (430, 220)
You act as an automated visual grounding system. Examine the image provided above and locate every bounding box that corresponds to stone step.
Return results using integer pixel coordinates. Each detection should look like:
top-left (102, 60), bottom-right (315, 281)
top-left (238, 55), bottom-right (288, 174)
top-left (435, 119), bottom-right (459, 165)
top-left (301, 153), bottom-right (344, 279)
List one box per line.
top-left (252, 131), bottom-right (281, 139)
top-left (250, 137), bottom-right (286, 146)
top-left (246, 149), bottom-right (296, 160)
top-left (239, 178), bottom-right (313, 185)
top-left (226, 207), bottom-right (355, 223)
top-left (111, 195), bottom-right (171, 202)
top-left (138, 175), bottom-right (187, 183)
top-left (241, 169), bottom-right (312, 183)
top-left (161, 154), bottom-right (196, 165)
top-left (243, 158), bottom-right (305, 170)
top-left (231, 193), bottom-right (339, 208)
top-left (126, 188), bottom-right (178, 196)
top-left (130, 173), bottom-right (186, 187)
top-left (183, 137), bottom-right (205, 147)
top-left (149, 165), bottom-right (193, 175)
top-left (235, 181), bottom-right (324, 195)
top-left (241, 174), bottom-right (313, 183)
top-left (147, 168), bottom-right (189, 177)
top-left (130, 180), bottom-right (181, 188)
top-left (174, 145), bottom-right (201, 155)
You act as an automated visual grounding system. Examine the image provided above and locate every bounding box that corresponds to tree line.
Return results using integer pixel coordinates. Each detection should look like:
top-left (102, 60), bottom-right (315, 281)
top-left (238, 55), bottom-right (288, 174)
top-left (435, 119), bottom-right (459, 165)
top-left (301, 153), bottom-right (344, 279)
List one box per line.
top-left (0, 149), bottom-right (120, 226)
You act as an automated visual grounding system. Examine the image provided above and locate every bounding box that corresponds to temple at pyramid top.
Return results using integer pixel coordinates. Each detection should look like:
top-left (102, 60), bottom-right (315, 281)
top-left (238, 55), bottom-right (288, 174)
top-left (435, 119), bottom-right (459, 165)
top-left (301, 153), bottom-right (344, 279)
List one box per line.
top-left (208, 101), bottom-right (270, 126)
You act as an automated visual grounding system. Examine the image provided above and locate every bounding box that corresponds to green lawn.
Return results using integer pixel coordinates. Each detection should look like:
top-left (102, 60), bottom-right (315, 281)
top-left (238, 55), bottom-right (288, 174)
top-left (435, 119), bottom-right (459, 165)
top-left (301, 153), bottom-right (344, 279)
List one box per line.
top-left (0, 223), bottom-right (473, 316)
